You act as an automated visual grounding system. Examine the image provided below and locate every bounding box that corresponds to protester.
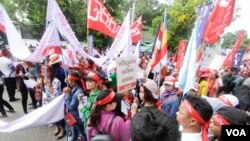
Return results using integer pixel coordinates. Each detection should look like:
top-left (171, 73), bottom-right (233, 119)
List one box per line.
top-left (0, 48), bottom-right (19, 102)
top-left (16, 62), bottom-right (29, 114)
top-left (221, 67), bottom-right (237, 94)
top-left (160, 76), bottom-right (179, 119)
top-left (202, 94), bottom-right (239, 113)
top-left (209, 106), bottom-right (250, 141)
top-left (131, 79), bottom-right (180, 141)
top-left (198, 72), bottom-right (210, 96)
top-left (69, 63), bottom-right (88, 92)
top-left (79, 72), bottom-right (101, 132)
top-left (64, 72), bottom-right (86, 141)
top-left (87, 89), bottom-right (131, 141)
top-left (49, 54), bottom-right (67, 89)
top-left (0, 74), bottom-right (15, 118)
top-left (40, 65), bottom-right (65, 139)
top-left (208, 70), bottom-right (220, 98)
top-left (41, 65), bottom-right (62, 105)
top-left (24, 61), bottom-right (40, 109)
top-left (233, 77), bottom-right (250, 110)
top-left (176, 95), bottom-right (213, 141)
top-left (181, 82), bottom-right (200, 101)
top-left (234, 70), bottom-right (248, 86)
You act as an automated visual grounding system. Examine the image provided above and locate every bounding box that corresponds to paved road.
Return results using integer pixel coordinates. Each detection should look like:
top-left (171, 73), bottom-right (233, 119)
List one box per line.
top-left (0, 87), bottom-right (71, 141)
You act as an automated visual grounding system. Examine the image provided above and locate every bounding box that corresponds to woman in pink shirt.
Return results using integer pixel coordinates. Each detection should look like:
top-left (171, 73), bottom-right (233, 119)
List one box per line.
top-left (87, 89), bottom-right (131, 141)
top-left (208, 70), bottom-right (220, 98)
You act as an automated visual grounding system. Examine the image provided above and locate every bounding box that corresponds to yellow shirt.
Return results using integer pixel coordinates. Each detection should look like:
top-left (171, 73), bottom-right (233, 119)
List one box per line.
top-left (198, 80), bottom-right (209, 96)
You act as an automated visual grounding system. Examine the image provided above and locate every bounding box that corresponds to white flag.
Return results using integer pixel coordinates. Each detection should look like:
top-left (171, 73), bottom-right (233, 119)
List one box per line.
top-left (104, 11), bottom-right (132, 70)
top-left (24, 22), bottom-right (60, 62)
top-left (0, 4), bottom-right (30, 59)
top-left (46, 0), bottom-right (106, 65)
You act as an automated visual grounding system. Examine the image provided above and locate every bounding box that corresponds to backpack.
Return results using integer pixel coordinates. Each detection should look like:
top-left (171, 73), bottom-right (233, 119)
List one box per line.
top-left (232, 85), bottom-right (250, 110)
top-left (91, 115), bottom-right (116, 141)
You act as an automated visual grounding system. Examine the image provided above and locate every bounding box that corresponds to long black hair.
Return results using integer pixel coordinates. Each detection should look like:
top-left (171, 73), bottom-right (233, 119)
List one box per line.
top-left (89, 89), bottom-right (116, 127)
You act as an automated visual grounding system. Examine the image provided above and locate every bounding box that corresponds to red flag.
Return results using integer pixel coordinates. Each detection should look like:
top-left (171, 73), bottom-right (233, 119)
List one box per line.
top-left (223, 30), bottom-right (245, 67)
top-left (203, 0), bottom-right (236, 44)
top-left (87, 0), bottom-right (142, 42)
top-left (87, 0), bottom-right (120, 38)
top-left (42, 46), bottom-right (62, 56)
top-left (131, 16), bottom-right (142, 43)
top-left (175, 40), bottom-right (187, 71)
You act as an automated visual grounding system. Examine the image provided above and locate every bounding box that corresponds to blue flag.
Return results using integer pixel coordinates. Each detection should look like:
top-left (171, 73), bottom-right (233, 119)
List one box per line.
top-left (178, 24), bottom-right (198, 94)
top-left (233, 49), bottom-right (245, 69)
top-left (197, 3), bottom-right (212, 48)
top-left (177, 3), bottom-right (212, 94)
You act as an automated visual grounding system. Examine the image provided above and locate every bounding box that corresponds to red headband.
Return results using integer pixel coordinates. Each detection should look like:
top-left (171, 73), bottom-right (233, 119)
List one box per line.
top-left (218, 96), bottom-right (233, 107)
top-left (184, 100), bottom-right (209, 141)
top-left (68, 75), bottom-right (87, 91)
top-left (97, 91), bottom-right (115, 105)
top-left (68, 75), bottom-right (80, 81)
top-left (212, 114), bottom-right (230, 126)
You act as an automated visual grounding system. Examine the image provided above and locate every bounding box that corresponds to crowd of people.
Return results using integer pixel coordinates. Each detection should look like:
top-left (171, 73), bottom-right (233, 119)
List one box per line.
top-left (0, 45), bottom-right (250, 141)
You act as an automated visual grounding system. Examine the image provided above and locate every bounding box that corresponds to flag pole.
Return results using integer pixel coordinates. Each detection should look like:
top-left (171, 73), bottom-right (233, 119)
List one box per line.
top-left (86, 0), bottom-right (89, 55)
top-left (44, 0), bottom-right (49, 81)
top-left (131, 0), bottom-right (137, 24)
top-left (87, 28), bottom-right (89, 54)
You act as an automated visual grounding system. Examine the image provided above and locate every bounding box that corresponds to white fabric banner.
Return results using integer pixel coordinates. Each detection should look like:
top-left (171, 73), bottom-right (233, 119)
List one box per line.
top-left (103, 11), bottom-right (132, 70)
top-left (209, 55), bottom-right (226, 71)
top-left (0, 4), bottom-right (30, 60)
top-left (0, 94), bottom-right (65, 133)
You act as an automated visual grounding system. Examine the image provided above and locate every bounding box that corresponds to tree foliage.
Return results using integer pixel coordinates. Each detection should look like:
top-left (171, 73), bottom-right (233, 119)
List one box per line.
top-left (0, 0), bottom-right (247, 51)
top-left (149, 0), bottom-right (209, 52)
top-left (0, 0), bottom-right (129, 48)
top-left (221, 31), bottom-right (250, 49)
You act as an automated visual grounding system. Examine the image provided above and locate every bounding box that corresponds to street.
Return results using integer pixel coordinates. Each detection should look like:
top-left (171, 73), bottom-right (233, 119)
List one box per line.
top-left (0, 87), bottom-right (70, 141)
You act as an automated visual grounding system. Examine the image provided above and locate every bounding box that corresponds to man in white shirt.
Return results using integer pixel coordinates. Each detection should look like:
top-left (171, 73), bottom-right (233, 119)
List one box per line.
top-left (0, 48), bottom-right (19, 102)
top-left (176, 95), bottom-right (213, 141)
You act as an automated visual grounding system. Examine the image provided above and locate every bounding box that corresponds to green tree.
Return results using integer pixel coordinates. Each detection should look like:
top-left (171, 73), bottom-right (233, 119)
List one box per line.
top-left (0, 0), bottom-right (130, 48)
top-left (221, 31), bottom-right (250, 49)
top-left (150, 0), bottom-right (209, 52)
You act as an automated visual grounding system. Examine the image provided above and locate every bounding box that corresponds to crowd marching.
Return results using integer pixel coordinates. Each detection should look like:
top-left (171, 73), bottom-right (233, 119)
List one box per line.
top-left (0, 45), bottom-right (250, 141)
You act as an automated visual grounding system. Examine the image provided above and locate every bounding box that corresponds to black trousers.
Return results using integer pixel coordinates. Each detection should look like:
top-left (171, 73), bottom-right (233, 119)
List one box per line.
top-left (20, 91), bottom-right (28, 114)
top-left (28, 88), bottom-right (37, 109)
top-left (3, 77), bottom-right (17, 101)
top-left (0, 84), bottom-right (14, 115)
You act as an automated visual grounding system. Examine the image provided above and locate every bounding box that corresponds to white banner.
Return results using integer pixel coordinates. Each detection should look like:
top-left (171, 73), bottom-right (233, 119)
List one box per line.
top-left (116, 55), bottom-right (137, 93)
top-left (0, 4), bottom-right (30, 60)
top-left (0, 94), bottom-right (65, 132)
top-left (103, 11), bottom-right (132, 70)
top-left (209, 55), bottom-right (226, 71)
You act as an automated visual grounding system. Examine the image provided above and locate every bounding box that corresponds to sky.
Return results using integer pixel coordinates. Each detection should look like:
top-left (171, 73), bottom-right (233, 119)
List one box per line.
top-left (224, 0), bottom-right (250, 37)
top-left (158, 0), bottom-right (250, 37)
